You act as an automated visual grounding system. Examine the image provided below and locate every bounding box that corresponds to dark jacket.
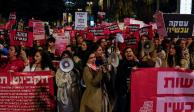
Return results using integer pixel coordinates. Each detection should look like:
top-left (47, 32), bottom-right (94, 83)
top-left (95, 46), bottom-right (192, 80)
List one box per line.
top-left (115, 59), bottom-right (139, 96)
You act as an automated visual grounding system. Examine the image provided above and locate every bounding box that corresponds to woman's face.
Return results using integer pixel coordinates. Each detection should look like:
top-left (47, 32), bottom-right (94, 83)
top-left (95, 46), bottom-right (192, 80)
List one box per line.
top-left (34, 52), bottom-right (42, 64)
top-left (77, 36), bottom-right (84, 44)
top-left (154, 39), bottom-right (160, 46)
top-left (141, 36), bottom-right (148, 42)
top-left (169, 45), bottom-right (176, 55)
top-left (95, 46), bottom-right (103, 57)
top-left (81, 42), bottom-right (87, 51)
top-left (125, 48), bottom-right (134, 60)
top-left (48, 41), bottom-right (55, 47)
top-left (9, 46), bottom-right (17, 58)
top-left (100, 39), bottom-right (107, 49)
top-left (180, 40), bottom-right (186, 50)
top-left (88, 53), bottom-right (96, 64)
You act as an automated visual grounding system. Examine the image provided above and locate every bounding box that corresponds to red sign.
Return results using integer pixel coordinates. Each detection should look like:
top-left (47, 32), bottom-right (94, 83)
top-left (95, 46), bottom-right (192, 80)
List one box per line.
top-left (9, 30), bottom-right (33, 47)
top-left (131, 68), bottom-right (194, 112)
top-left (0, 71), bottom-right (55, 112)
top-left (87, 27), bottom-right (108, 40)
top-left (105, 23), bottom-right (121, 34)
top-left (126, 24), bottom-right (140, 34)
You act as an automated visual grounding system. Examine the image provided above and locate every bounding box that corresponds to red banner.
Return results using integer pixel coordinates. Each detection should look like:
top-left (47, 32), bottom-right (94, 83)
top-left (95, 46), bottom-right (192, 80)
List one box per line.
top-left (9, 30), bottom-right (33, 47)
top-left (131, 68), bottom-right (194, 112)
top-left (0, 71), bottom-right (55, 112)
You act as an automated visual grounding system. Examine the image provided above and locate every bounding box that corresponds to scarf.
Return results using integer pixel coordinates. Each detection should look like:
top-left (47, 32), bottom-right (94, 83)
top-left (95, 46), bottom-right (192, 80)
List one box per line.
top-left (87, 63), bottom-right (97, 71)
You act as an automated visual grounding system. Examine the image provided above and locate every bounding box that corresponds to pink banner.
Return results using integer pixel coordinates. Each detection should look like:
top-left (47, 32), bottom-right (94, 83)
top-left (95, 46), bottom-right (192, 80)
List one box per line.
top-left (153, 11), bottom-right (167, 37)
top-left (0, 71), bottom-right (55, 112)
top-left (131, 68), bottom-right (194, 112)
top-left (33, 22), bottom-right (45, 40)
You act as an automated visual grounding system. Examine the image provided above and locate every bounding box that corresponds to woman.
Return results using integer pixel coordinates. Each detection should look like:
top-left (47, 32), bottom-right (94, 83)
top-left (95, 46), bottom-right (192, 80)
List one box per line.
top-left (0, 46), bottom-right (25, 72)
top-left (44, 36), bottom-right (59, 61)
top-left (165, 43), bottom-right (179, 67)
top-left (23, 49), bottom-right (50, 71)
top-left (76, 41), bottom-right (91, 64)
top-left (115, 47), bottom-right (139, 112)
top-left (56, 50), bottom-right (81, 112)
top-left (80, 52), bottom-right (112, 112)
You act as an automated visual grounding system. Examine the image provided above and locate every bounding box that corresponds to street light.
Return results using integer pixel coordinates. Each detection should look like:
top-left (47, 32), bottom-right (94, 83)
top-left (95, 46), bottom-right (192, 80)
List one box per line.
top-left (157, 0), bottom-right (160, 10)
top-left (63, 0), bottom-right (75, 26)
top-left (86, 1), bottom-right (93, 14)
top-left (87, 1), bottom-right (93, 6)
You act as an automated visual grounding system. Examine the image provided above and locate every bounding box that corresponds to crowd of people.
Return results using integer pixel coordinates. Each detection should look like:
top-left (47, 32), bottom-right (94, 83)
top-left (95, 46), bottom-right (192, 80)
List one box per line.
top-left (0, 23), bottom-right (194, 112)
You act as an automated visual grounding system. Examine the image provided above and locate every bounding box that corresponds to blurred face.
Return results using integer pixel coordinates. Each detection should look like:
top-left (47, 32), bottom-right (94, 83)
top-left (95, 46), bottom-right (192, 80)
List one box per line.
top-left (180, 40), bottom-right (186, 50)
top-left (77, 36), bottom-right (84, 44)
top-left (125, 48), bottom-right (134, 60)
top-left (48, 41), bottom-right (55, 47)
top-left (34, 52), bottom-right (42, 64)
top-left (141, 36), bottom-right (148, 42)
top-left (95, 46), bottom-right (103, 57)
top-left (187, 37), bottom-right (193, 45)
top-left (9, 46), bottom-right (17, 58)
top-left (36, 40), bottom-right (41, 46)
top-left (71, 38), bottom-right (76, 45)
top-left (66, 47), bottom-right (72, 53)
top-left (154, 39), bottom-right (160, 46)
top-left (88, 53), bottom-right (96, 64)
top-left (168, 45), bottom-right (176, 55)
top-left (100, 39), bottom-right (107, 49)
top-left (81, 42), bottom-right (87, 51)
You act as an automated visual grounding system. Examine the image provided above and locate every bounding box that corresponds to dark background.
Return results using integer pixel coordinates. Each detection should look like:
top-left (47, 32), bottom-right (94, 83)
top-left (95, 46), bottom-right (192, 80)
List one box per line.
top-left (0, 0), bottom-right (193, 23)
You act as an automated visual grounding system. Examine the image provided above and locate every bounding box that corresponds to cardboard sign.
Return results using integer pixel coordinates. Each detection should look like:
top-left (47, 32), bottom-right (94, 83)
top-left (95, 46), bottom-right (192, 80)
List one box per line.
top-left (75, 12), bottom-right (88, 30)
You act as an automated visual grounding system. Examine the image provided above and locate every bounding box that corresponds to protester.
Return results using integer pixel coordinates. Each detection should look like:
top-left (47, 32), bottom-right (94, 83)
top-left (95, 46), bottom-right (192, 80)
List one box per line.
top-left (0, 45), bottom-right (25, 72)
top-left (80, 51), bottom-right (112, 112)
top-left (23, 49), bottom-right (51, 71)
top-left (0, 13), bottom-right (194, 112)
top-left (179, 39), bottom-right (190, 68)
top-left (165, 43), bottom-right (179, 67)
top-left (115, 47), bottom-right (139, 112)
top-left (55, 50), bottom-right (81, 112)
top-left (45, 36), bottom-right (58, 60)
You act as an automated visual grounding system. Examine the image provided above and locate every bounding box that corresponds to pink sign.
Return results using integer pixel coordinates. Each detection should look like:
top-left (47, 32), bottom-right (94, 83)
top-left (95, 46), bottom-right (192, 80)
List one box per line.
top-left (153, 11), bottom-right (167, 37)
top-left (33, 22), bottom-right (45, 40)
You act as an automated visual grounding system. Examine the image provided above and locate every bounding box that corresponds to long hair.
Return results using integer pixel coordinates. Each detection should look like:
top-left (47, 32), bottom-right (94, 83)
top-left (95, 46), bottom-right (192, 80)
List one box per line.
top-left (31, 49), bottom-right (50, 70)
top-left (167, 43), bottom-right (179, 67)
